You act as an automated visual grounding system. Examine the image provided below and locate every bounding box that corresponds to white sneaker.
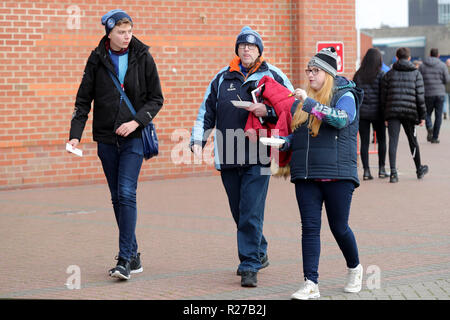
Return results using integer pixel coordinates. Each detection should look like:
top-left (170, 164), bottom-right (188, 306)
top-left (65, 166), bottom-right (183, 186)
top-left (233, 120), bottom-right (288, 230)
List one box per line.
top-left (291, 279), bottom-right (320, 300)
top-left (344, 264), bottom-right (363, 293)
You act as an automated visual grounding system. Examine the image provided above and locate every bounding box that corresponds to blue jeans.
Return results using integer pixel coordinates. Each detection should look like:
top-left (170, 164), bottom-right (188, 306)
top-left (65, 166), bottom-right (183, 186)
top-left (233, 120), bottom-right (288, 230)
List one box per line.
top-left (425, 95), bottom-right (445, 140)
top-left (97, 137), bottom-right (144, 261)
top-left (220, 165), bottom-right (270, 273)
top-left (294, 180), bottom-right (359, 284)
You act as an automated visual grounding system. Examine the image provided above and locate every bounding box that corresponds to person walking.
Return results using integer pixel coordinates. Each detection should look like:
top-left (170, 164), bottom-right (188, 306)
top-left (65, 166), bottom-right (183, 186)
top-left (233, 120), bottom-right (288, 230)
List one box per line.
top-left (353, 48), bottom-right (387, 180)
top-left (68, 9), bottom-right (164, 280)
top-left (190, 26), bottom-right (293, 288)
top-left (381, 47), bottom-right (428, 183)
top-left (418, 48), bottom-right (450, 143)
top-left (444, 59), bottom-right (450, 120)
top-left (277, 47), bottom-right (364, 299)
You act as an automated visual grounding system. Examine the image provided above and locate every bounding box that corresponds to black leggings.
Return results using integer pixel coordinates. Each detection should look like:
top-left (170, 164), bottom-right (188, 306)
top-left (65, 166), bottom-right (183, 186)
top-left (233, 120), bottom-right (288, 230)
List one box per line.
top-left (387, 119), bottom-right (421, 171)
top-left (359, 119), bottom-right (386, 169)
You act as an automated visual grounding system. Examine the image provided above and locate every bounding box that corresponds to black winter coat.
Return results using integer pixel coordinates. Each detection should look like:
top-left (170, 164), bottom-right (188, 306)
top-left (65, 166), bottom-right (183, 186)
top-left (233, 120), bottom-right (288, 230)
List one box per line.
top-left (70, 36), bottom-right (164, 144)
top-left (380, 59), bottom-right (426, 124)
top-left (354, 71), bottom-right (384, 121)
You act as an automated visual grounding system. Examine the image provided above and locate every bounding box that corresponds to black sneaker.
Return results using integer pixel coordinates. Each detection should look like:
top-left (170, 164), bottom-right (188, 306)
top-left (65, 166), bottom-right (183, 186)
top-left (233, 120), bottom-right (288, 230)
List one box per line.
top-left (241, 271), bottom-right (257, 287)
top-left (378, 167), bottom-right (388, 179)
top-left (130, 253), bottom-right (143, 274)
top-left (237, 254), bottom-right (269, 275)
top-left (431, 139), bottom-right (440, 144)
top-left (389, 171), bottom-right (398, 183)
top-left (110, 257), bottom-right (131, 280)
top-left (417, 165), bottom-right (429, 179)
top-left (427, 129), bottom-right (433, 142)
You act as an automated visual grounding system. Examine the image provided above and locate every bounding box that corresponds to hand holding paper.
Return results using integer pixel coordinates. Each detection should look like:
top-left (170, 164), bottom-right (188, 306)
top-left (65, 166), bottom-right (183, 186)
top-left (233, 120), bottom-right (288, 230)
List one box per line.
top-left (66, 142), bottom-right (83, 157)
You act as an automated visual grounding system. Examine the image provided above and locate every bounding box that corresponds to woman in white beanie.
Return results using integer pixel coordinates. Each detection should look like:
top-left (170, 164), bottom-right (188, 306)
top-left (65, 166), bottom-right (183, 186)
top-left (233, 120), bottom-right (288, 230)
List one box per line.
top-left (279, 47), bottom-right (364, 299)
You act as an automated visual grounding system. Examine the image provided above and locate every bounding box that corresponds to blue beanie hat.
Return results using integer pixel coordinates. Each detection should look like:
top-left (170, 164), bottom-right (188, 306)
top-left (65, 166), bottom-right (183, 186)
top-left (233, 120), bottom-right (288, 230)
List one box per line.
top-left (101, 9), bottom-right (132, 35)
top-left (235, 26), bottom-right (263, 56)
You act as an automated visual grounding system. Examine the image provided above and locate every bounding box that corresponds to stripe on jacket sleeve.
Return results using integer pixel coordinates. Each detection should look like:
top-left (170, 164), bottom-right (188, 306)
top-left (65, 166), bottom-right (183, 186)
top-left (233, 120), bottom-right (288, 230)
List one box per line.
top-left (302, 92), bottom-right (356, 129)
top-left (190, 67), bottom-right (227, 145)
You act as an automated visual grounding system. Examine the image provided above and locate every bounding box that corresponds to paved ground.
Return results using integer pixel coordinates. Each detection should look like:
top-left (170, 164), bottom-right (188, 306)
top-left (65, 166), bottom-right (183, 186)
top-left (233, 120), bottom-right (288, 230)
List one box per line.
top-left (1, 120), bottom-right (450, 303)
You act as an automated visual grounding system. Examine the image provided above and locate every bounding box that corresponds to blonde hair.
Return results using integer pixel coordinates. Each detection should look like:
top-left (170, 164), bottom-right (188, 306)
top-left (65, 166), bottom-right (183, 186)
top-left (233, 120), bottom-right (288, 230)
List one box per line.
top-left (116, 17), bottom-right (133, 27)
top-left (291, 73), bottom-right (335, 137)
top-left (272, 70), bottom-right (335, 178)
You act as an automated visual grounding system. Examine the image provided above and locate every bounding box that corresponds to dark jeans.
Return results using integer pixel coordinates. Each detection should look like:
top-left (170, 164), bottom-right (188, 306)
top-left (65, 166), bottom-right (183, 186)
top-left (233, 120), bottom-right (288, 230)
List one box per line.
top-left (425, 95), bottom-right (445, 140)
top-left (387, 119), bottom-right (422, 171)
top-left (221, 165), bottom-right (270, 273)
top-left (359, 119), bottom-right (386, 169)
top-left (294, 180), bottom-right (359, 284)
top-left (97, 137), bottom-right (144, 261)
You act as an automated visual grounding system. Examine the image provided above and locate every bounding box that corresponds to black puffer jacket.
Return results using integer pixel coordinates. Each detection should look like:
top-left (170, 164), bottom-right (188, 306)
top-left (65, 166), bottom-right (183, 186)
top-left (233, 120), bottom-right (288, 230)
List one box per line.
top-left (70, 35), bottom-right (164, 144)
top-left (380, 59), bottom-right (426, 124)
top-left (354, 71), bottom-right (384, 121)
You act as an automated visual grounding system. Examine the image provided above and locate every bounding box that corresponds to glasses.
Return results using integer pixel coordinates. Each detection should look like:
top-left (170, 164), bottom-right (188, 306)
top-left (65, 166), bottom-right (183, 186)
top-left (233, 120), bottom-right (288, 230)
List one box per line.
top-left (238, 43), bottom-right (258, 50)
top-left (305, 67), bottom-right (321, 76)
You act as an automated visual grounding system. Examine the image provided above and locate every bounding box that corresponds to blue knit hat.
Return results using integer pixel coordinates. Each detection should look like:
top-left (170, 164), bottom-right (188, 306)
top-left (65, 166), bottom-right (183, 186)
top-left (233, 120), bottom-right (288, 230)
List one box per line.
top-left (235, 26), bottom-right (263, 56)
top-left (101, 9), bottom-right (132, 35)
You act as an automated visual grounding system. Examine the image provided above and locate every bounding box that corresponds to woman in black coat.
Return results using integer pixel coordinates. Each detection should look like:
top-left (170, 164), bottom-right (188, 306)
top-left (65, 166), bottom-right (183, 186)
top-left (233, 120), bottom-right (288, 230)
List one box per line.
top-left (353, 48), bottom-right (387, 180)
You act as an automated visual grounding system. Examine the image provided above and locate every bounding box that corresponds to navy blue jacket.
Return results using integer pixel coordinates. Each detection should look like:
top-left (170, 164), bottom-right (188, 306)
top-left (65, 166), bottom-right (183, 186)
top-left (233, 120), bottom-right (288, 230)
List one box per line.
top-left (289, 77), bottom-right (363, 187)
top-left (191, 58), bottom-right (293, 170)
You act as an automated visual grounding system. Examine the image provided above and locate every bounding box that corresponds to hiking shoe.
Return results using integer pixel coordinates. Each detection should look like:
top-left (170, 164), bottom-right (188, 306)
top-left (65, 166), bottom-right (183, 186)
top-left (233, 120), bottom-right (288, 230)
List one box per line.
top-left (417, 165), bottom-right (429, 179)
top-left (378, 167), bottom-right (388, 179)
top-left (130, 253), bottom-right (143, 274)
top-left (363, 168), bottom-right (373, 180)
top-left (237, 254), bottom-right (269, 275)
top-left (427, 129), bottom-right (433, 142)
top-left (389, 171), bottom-right (398, 183)
top-left (291, 279), bottom-right (320, 300)
top-left (110, 257), bottom-right (131, 280)
top-left (344, 264), bottom-right (363, 293)
top-left (241, 271), bottom-right (257, 287)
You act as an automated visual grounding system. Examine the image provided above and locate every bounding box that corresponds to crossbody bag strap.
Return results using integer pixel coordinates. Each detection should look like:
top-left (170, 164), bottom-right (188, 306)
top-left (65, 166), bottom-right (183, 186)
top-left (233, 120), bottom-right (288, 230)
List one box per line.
top-left (107, 69), bottom-right (136, 116)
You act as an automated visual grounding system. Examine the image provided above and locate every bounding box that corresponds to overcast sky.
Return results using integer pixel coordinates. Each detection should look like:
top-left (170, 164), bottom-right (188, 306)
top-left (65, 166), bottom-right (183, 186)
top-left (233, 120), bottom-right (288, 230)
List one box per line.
top-left (356, 0), bottom-right (408, 29)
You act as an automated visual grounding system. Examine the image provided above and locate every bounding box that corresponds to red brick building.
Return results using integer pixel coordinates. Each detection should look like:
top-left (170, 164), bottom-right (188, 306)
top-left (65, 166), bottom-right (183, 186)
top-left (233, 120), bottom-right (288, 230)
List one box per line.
top-left (0, 0), bottom-right (360, 190)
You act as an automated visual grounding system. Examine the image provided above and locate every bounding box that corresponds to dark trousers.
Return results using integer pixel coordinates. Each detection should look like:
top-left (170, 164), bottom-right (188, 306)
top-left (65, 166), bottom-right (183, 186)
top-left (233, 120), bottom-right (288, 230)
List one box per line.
top-left (97, 137), bottom-right (144, 261)
top-left (425, 95), bottom-right (445, 140)
top-left (387, 119), bottom-right (421, 171)
top-left (294, 180), bottom-right (359, 284)
top-left (220, 165), bottom-right (270, 272)
top-left (359, 119), bottom-right (386, 169)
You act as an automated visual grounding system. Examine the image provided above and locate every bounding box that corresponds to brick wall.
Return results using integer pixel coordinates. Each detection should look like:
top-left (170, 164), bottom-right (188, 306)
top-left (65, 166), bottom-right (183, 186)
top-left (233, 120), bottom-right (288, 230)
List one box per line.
top-left (0, 0), bottom-right (357, 190)
top-left (360, 30), bottom-right (373, 63)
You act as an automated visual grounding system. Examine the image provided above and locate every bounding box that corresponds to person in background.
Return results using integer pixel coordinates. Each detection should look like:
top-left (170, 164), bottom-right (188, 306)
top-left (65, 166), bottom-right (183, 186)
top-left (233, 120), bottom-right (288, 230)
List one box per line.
top-left (68, 9), bottom-right (164, 280)
top-left (413, 60), bottom-right (422, 69)
top-left (381, 47), bottom-right (428, 183)
top-left (444, 59), bottom-right (450, 120)
top-left (419, 48), bottom-right (450, 143)
top-left (353, 48), bottom-right (387, 180)
top-left (190, 26), bottom-right (293, 288)
top-left (278, 47), bottom-right (364, 300)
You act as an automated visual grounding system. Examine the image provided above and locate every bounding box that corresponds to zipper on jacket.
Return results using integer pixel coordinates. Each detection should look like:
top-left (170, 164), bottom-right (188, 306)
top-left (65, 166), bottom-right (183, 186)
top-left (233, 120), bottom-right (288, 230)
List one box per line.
top-left (305, 130), bottom-right (310, 179)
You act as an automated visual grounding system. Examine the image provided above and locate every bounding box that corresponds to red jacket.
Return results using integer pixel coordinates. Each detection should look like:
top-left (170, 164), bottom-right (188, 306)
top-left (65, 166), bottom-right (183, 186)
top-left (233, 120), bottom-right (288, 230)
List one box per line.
top-left (244, 75), bottom-right (296, 167)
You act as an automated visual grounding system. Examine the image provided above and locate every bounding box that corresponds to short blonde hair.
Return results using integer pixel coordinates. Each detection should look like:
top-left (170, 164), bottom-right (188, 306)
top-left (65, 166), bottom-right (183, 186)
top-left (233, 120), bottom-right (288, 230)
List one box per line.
top-left (116, 17), bottom-right (133, 27)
